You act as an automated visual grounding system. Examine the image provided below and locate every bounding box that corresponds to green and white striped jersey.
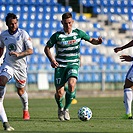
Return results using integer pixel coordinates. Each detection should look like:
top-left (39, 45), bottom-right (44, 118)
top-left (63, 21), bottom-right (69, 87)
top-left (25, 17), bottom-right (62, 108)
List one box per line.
top-left (46, 28), bottom-right (90, 67)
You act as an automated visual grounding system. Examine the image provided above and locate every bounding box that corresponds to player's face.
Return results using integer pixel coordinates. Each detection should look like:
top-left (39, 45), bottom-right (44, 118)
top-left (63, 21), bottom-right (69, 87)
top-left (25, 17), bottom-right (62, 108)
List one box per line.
top-left (61, 17), bottom-right (74, 34)
top-left (7, 18), bottom-right (18, 33)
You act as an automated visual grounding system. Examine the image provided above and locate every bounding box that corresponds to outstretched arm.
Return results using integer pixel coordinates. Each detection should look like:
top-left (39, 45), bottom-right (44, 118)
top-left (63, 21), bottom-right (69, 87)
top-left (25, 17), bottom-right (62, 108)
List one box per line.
top-left (89, 37), bottom-right (102, 45)
top-left (120, 55), bottom-right (133, 62)
top-left (114, 40), bottom-right (133, 53)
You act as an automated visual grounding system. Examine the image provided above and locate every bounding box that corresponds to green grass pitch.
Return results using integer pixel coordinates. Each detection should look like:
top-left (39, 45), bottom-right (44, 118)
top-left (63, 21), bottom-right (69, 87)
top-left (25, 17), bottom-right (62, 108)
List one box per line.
top-left (0, 97), bottom-right (133, 132)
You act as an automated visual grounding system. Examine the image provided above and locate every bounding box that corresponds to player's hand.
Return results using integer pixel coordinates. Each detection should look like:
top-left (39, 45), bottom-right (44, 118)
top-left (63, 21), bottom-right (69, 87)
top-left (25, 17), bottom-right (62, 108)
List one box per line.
top-left (120, 55), bottom-right (132, 62)
top-left (114, 47), bottom-right (122, 53)
top-left (9, 51), bottom-right (19, 57)
top-left (51, 60), bottom-right (59, 68)
top-left (97, 37), bottom-right (102, 44)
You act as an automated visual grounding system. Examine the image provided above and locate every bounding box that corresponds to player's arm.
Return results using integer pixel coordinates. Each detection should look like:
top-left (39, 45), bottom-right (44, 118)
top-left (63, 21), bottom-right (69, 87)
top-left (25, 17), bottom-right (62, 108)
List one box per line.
top-left (89, 37), bottom-right (102, 45)
top-left (9, 48), bottom-right (33, 58)
top-left (0, 47), bottom-right (4, 58)
top-left (44, 46), bottom-right (59, 68)
top-left (114, 40), bottom-right (133, 53)
top-left (120, 55), bottom-right (133, 62)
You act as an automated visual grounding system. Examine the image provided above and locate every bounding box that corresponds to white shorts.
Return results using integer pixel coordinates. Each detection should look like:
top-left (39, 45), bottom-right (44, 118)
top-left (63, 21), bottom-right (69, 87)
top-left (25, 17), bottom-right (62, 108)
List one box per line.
top-left (126, 65), bottom-right (133, 82)
top-left (0, 63), bottom-right (27, 88)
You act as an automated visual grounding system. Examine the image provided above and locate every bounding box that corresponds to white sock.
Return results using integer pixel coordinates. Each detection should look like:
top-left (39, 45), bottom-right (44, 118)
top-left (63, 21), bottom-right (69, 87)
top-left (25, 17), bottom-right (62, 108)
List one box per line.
top-left (20, 91), bottom-right (29, 111)
top-left (0, 86), bottom-right (8, 123)
top-left (124, 88), bottom-right (132, 115)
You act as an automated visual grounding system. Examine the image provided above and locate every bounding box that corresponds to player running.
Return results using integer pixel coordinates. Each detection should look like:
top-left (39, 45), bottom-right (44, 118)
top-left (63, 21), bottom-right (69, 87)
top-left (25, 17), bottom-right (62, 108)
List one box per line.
top-left (44, 12), bottom-right (102, 121)
top-left (114, 40), bottom-right (133, 119)
top-left (0, 13), bottom-right (33, 130)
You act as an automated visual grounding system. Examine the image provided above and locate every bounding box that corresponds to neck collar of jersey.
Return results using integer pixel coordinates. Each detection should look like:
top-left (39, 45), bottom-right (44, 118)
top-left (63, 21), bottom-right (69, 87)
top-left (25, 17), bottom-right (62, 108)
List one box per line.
top-left (8, 28), bottom-right (18, 35)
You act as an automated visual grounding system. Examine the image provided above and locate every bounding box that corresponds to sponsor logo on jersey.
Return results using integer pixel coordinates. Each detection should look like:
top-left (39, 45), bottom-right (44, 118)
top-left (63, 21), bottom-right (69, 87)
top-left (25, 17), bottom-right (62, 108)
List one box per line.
top-left (8, 43), bottom-right (17, 51)
top-left (68, 69), bottom-right (77, 75)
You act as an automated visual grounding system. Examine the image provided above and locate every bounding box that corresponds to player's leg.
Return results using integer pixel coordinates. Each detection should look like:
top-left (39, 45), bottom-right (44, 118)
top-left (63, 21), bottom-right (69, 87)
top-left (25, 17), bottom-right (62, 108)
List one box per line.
top-left (54, 67), bottom-right (66, 121)
top-left (123, 78), bottom-right (133, 119)
top-left (14, 69), bottom-right (30, 120)
top-left (0, 76), bottom-right (14, 131)
top-left (64, 77), bottom-right (77, 120)
top-left (55, 86), bottom-right (65, 121)
top-left (16, 87), bottom-right (30, 120)
top-left (65, 86), bottom-right (77, 104)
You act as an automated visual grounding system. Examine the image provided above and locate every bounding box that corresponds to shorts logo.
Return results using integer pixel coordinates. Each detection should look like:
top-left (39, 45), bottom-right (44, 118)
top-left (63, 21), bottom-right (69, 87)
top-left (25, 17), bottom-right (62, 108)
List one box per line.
top-left (8, 43), bottom-right (17, 51)
top-left (68, 69), bottom-right (77, 75)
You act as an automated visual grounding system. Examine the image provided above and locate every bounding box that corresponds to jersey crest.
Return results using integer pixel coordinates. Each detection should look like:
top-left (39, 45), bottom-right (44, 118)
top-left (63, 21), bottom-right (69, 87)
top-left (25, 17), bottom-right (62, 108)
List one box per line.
top-left (8, 43), bottom-right (17, 51)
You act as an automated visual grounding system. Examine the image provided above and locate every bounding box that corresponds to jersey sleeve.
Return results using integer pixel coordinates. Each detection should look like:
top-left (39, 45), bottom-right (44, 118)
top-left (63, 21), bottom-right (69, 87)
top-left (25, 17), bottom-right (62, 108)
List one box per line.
top-left (78, 29), bottom-right (91, 41)
top-left (22, 30), bottom-right (33, 49)
top-left (46, 32), bottom-right (57, 48)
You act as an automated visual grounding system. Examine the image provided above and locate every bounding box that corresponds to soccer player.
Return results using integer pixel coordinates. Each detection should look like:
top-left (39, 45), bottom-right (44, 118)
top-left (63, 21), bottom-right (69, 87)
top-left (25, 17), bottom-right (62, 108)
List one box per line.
top-left (44, 12), bottom-right (102, 121)
top-left (0, 13), bottom-right (33, 130)
top-left (114, 40), bottom-right (133, 119)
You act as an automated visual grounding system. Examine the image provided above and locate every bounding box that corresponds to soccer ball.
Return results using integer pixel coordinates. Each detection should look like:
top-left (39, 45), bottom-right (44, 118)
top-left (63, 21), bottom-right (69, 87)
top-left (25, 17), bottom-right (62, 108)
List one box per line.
top-left (78, 106), bottom-right (92, 121)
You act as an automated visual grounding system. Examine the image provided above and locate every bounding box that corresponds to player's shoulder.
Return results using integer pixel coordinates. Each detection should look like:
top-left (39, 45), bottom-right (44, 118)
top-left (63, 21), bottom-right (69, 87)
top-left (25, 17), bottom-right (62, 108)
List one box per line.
top-left (18, 28), bottom-right (28, 34)
top-left (0, 30), bottom-right (8, 36)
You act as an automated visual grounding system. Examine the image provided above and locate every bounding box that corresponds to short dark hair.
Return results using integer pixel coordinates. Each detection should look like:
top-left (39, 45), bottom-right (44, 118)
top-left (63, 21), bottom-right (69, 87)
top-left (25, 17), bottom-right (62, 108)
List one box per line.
top-left (62, 12), bottom-right (72, 20)
top-left (5, 13), bottom-right (18, 25)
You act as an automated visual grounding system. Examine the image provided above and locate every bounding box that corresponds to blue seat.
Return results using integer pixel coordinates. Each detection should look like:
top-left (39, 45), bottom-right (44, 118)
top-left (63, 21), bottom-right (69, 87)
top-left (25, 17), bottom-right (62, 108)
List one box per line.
top-left (92, 73), bottom-right (101, 82)
top-left (78, 15), bottom-right (87, 22)
top-left (28, 65), bottom-right (37, 71)
top-left (121, 65), bottom-right (129, 71)
top-left (91, 65), bottom-right (100, 71)
top-left (92, 55), bottom-right (100, 63)
top-left (58, 5), bottom-right (65, 13)
top-left (114, 73), bottom-right (122, 82)
top-left (48, 74), bottom-right (54, 83)
top-left (113, 64), bottom-right (121, 70)
top-left (107, 39), bottom-right (115, 46)
top-left (93, 31), bottom-right (100, 38)
top-left (21, 5), bottom-right (29, 13)
top-left (121, 23), bottom-right (129, 30)
top-left (32, 30), bottom-right (41, 37)
top-left (82, 65), bottom-right (91, 71)
top-left (13, 5), bottom-right (21, 13)
top-left (19, 13), bottom-right (28, 21)
top-left (93, 7), bottom-right (101, 14)
top-left (106, 56), bottom-right (114, 64)
top-left (33, 47), bottom-right (39, 55)
top-left (6, 5), bottom-right (14, 13)
top-left (99, 55), bottom-right (107, 64)
top-left (28, 5), bottom-right (36, 13)
top-left (92, 48), bottom-right (100, 55)
top-left (38, 55), bottom-right (46, 64)
top-left (28, 74), bottom-right (37, 83)
top-left (84, 47), bottom-right (92, 55)
top-left (30, 55), bottom-right (39, 64)
top-left (78, 74), bottom-right (84, 82)
top-left (37, 64), bottom-right (45, 70)
top-left (106, 73), bottom-right (114, 82)
top-left (83, 74), bottom-right (91, 82)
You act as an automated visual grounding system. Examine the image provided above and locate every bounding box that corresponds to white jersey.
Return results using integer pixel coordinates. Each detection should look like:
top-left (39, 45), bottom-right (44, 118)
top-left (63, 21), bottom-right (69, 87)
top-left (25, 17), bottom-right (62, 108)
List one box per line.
top-left (0, 28), bottom-right (33, 69)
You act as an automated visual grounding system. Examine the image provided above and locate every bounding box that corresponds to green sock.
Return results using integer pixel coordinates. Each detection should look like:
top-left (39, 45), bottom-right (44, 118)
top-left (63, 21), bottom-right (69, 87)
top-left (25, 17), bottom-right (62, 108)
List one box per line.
top-left (64, 90), bottom-right (76, 110)
top-left (64, 86), bottom-right (76, 99)
top-left (54, 94), bottom-right (64, 109)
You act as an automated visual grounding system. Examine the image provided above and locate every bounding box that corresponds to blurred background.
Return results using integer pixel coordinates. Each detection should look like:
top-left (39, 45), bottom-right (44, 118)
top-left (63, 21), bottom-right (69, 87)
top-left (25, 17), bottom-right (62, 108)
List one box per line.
top-left (0, 0), bottom-right (133, 93)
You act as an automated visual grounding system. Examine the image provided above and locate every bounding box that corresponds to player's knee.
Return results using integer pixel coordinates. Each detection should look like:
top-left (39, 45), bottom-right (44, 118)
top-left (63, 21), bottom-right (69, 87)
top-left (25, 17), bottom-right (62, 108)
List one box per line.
top-left (57, 89), bottom-right (64, 98)
top-left (0, 76), bottom-right (8, 86)
top-left (0, 86), bottom-right (5, 98)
